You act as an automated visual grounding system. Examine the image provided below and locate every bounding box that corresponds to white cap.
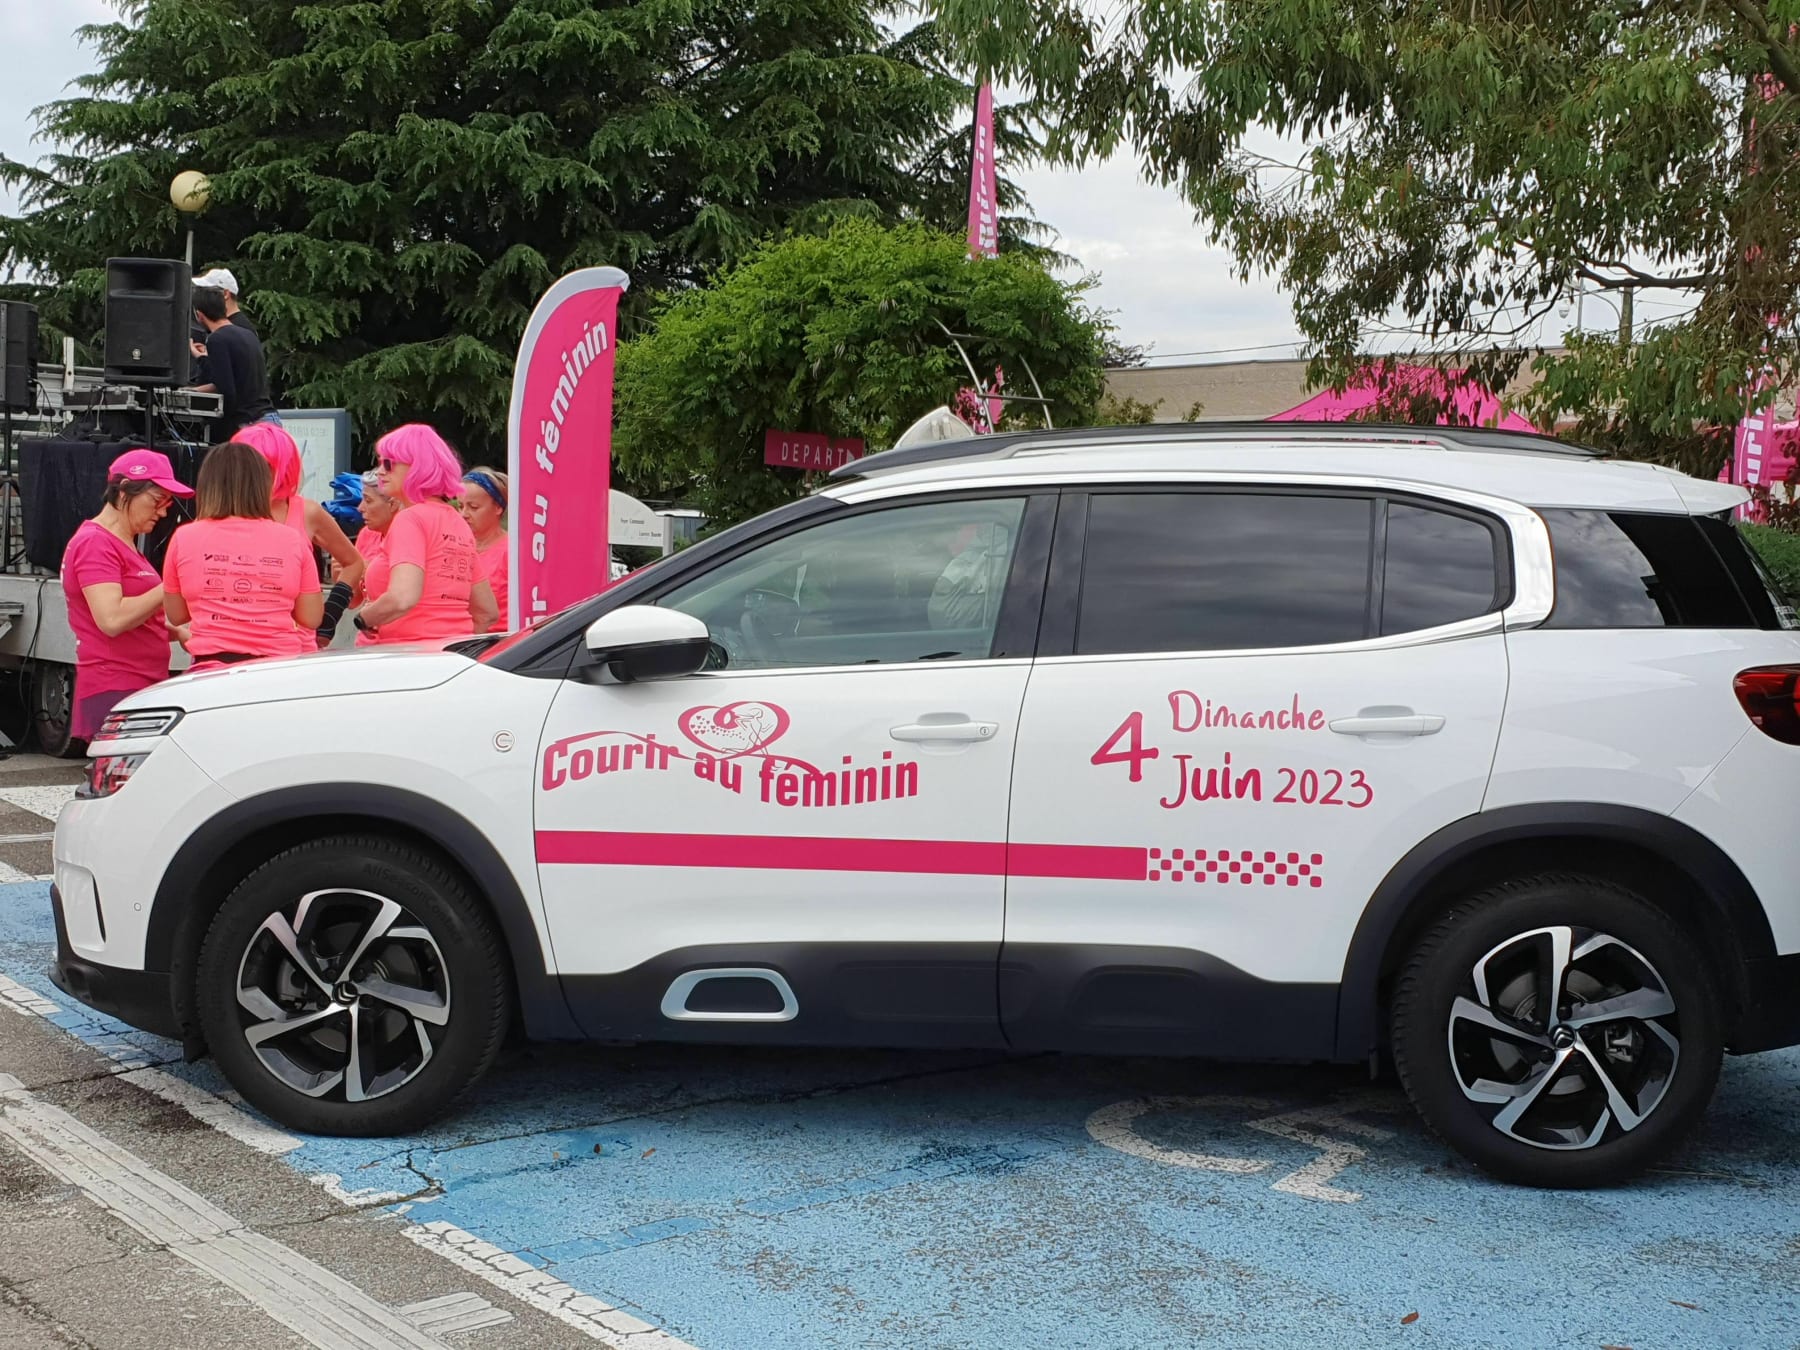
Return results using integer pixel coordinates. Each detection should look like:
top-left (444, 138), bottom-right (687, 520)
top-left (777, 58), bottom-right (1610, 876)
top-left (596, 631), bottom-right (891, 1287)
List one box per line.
top-left (194, 267), bottom-right (239, 296)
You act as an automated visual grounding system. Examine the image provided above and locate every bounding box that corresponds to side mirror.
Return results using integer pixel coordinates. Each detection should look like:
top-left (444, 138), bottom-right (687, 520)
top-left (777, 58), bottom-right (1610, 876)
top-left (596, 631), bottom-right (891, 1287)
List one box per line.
top-left (581, 606), bottom-right (711, 683)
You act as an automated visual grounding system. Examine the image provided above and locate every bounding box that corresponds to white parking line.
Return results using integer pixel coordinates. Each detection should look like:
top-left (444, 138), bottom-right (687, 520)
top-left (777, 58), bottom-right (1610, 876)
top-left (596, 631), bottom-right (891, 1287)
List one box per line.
top-left (406, 1221), bottom-right (700, 1348)
top-left (0, 785), bottom-right (78, 820)
top-left (0, 1072), bottom-right (455, 1350)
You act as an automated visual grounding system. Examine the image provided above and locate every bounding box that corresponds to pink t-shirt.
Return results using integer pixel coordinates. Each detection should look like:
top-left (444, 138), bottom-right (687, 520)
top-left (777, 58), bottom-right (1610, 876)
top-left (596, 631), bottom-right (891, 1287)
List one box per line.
top-left (61, 521), bottom-right (170, 695)
top-left (276, 495), bottom-right (320, 655)
top-left (163, 517), bottom-right (320, 658)
top-left (378, 501), bottom-right (478, 643)
top-left (354, 531), bottom-right (389, 648)
top-left (477, 534), bottom-right (508, 632)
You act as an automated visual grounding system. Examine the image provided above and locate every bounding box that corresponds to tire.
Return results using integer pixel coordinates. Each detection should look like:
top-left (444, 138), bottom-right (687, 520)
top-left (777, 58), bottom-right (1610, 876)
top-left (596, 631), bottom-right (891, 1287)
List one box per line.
top-left (1390, 873), bottom-right (1722, 1187)
top-left (195, 835), bottom-right (512, 1136)
top-left (31, 662), bottom-right (82, 759)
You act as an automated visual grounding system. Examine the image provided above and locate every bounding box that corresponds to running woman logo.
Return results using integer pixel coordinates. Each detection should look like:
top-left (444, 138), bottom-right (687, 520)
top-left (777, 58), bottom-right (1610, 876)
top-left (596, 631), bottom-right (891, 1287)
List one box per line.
top-left (678, 702), bottom-right (789, 757)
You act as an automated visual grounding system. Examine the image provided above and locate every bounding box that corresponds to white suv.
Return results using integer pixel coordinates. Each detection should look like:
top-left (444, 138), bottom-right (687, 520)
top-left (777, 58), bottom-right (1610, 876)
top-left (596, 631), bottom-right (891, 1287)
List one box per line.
top-left (50, 423), bottom-right (1800, 1186)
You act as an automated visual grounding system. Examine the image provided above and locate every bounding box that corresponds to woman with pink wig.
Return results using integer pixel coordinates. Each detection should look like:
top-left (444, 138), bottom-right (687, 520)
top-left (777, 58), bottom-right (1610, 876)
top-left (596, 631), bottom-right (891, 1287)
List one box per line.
top-left (356, 424), bottom-right (498, 642)
top-left (231, 422), bottom-right (364, 651)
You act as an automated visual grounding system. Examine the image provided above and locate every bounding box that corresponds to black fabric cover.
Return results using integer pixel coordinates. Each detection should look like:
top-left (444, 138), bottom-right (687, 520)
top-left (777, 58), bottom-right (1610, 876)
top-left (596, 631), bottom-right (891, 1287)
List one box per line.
top-left (19, 435), bottom-right (209, 572)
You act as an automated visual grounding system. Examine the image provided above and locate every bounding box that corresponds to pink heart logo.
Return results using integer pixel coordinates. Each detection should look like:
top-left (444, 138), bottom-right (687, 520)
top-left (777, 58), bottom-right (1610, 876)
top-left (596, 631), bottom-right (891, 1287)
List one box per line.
top-left (679, 700), bottom-right (790, 757)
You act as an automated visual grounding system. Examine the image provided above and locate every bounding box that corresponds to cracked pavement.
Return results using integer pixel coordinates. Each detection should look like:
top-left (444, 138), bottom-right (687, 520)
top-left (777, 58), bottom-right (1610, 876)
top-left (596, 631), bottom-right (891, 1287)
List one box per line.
top-left (0, 972), bottom-right (622, 1349)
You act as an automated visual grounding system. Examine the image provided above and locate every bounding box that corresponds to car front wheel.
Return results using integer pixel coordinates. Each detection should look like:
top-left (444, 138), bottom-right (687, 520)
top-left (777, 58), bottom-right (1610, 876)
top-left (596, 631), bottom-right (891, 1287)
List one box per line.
top-left (195, 836), bottom-right (512, 1136)
top-left (1391, 874), bottom-right (1722, 1187)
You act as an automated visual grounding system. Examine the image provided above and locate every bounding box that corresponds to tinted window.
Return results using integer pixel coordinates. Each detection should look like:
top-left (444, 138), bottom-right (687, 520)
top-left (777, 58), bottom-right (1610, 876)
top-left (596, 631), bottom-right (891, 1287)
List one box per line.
top-left (659, 497), bottom-right (1027, 669)
top-left (1381, 503), bottom-right (1505, 634)
top-left (1542, 510), bottom-right (1755, 628)
top-left (1077, 492), bottom-right (1374, 654)
top-left (1696, 515), bottom-right (1800, 631)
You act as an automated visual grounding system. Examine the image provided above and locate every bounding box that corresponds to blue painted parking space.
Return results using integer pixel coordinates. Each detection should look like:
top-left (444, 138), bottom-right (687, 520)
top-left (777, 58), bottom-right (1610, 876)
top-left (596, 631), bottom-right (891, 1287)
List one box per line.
top-left (4, 880), bottom-right (1798, 1349)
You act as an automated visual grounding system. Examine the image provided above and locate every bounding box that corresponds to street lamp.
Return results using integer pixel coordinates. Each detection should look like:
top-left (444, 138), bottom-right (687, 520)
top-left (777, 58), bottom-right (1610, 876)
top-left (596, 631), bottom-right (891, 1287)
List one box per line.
top-left (169, 170), bottom-right (211, 268)
top-left (1559, 281), bottom-right (1634, 345)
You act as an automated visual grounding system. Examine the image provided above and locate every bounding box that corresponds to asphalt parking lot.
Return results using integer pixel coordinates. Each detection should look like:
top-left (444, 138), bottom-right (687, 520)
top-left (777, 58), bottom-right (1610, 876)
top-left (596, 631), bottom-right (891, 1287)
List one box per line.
top-left (0, 762), bottom-right (1795, 1349)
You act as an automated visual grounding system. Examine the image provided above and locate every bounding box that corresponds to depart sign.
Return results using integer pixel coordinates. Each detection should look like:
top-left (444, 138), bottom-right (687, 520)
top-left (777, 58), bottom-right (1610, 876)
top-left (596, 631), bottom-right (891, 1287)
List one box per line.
top-left (763, 429), bottom-right (866, 471)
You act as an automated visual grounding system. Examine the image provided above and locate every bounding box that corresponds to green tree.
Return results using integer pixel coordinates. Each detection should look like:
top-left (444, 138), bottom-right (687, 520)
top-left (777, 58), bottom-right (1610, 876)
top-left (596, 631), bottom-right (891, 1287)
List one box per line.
top-left (931, 0), bottom-right (1800, 472)
top-left (613, 220), bottom-right (1109, 523)
top-left (2, 0), bottom-right (1043, 458)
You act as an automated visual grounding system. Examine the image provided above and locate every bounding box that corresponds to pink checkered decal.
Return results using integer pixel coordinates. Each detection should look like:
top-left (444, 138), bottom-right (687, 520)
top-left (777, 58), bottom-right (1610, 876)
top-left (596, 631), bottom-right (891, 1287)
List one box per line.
top-left (1146, 848), bottom-right (1324, 886)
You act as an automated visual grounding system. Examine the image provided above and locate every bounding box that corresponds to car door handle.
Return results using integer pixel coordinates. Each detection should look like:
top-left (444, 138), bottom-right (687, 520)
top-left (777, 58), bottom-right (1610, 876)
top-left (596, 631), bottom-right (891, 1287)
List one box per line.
top-left (890, 720), bottom-right (1000, 743)
top-left (1328, 713), bottom-right (1445, 737)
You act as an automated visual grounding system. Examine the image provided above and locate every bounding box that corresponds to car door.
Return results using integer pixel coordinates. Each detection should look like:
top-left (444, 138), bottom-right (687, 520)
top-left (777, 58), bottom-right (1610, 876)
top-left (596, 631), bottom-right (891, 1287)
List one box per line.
top-left (533, 490), bottom-right (1052, 1047)
top-left (1001, 485), bottom-right (1514, 1058)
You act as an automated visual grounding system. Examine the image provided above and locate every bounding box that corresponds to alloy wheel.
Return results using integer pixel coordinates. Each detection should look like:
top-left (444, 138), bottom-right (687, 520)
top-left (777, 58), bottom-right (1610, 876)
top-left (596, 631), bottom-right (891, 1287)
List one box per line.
top-left (234, 888), bottom-right (451, 1103)
top-left (1447, 925), bottom-right (1679, 1151)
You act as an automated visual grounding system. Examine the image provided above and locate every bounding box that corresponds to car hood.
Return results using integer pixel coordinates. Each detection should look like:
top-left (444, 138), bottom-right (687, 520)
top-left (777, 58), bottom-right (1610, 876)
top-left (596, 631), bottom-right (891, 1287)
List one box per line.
top-left (121, 644), bottom-right (476, 715)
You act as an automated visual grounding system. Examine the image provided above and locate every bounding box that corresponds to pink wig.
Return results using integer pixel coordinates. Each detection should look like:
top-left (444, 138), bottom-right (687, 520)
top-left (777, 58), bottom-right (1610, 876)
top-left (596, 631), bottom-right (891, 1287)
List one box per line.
top-left (231, 422), bottom-right (302, 502)
top-left (375, 423), bottom-right (464, 504)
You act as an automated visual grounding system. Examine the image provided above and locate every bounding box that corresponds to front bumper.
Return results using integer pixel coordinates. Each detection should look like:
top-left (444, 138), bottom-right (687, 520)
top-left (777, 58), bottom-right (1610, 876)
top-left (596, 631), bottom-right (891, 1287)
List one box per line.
top-left (49, 885), bottom-right (178, 1040)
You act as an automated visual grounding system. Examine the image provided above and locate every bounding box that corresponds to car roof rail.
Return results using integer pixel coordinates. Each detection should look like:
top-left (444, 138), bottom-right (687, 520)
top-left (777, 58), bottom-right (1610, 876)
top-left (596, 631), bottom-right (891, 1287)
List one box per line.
top-left (829, 419), bottom-right (1605, 480)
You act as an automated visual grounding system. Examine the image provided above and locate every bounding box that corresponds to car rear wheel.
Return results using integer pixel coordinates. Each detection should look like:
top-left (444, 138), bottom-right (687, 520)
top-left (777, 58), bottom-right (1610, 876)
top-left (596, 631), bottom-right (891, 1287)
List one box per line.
top-left (1391, 874), bottom-right (1722, 1187)
top-left (195, 836), bottom-right (511, 1136)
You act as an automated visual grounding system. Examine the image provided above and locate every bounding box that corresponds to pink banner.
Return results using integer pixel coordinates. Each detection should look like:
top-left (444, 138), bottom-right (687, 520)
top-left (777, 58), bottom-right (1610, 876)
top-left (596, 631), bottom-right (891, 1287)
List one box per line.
top-left (507, 267), bottom-right (631, 631)
top-left (966, 83), bottom-right (998, 259)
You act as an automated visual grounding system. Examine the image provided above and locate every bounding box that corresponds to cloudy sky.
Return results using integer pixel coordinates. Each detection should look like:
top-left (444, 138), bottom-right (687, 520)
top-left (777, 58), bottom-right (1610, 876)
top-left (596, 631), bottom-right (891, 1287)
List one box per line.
top-left (0, 2), bottom-right (1683, 364)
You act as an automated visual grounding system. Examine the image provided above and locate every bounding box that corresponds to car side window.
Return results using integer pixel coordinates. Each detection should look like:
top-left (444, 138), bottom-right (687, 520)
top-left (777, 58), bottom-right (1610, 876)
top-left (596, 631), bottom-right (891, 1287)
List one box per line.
top-left (657, 497), bottom-right (1028, 670)
top-left (1381, 501), bottom-right (1507, 635)
top-left (1076, 491), bottom-right (1376, 655)
top-left (1541, 509), bottom-right (1755, 629)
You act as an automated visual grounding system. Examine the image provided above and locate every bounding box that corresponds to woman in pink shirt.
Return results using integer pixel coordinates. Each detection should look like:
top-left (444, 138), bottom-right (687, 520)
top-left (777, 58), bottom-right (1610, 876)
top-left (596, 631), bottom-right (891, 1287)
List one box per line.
top-left (346, 471), bottom-right (398, 647)
top-left (232, 422), bottom-right (363, 650)
top-left (61, 451), bottom-right (194, 740)
top-left (357, 425), bottom-right (498, 642)
top-left (458, 465), bottom-right (509, 632)
top-left (163, 443), bottom-right (323, 662)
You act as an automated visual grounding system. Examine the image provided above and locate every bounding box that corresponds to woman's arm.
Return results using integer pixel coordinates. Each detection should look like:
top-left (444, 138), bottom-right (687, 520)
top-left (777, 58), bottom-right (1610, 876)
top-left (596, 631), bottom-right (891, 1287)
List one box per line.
top-left (83, 582), bottom-right (165, 638)
top-left (357, 563), bottom-right (422, 628)
top-left (163, 592), bottom-right (191, 628)
top-left (307, 502), bottom-right (365, 589)
top-left (292, 591), bottom-right (325, 630)
top-left (469, 578), bottom-right (498, 633)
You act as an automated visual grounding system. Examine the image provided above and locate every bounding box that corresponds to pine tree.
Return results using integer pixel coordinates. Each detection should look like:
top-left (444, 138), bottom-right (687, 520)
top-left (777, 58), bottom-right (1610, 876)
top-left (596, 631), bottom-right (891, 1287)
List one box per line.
top-left (1, 0), bottom-right (1041, 459)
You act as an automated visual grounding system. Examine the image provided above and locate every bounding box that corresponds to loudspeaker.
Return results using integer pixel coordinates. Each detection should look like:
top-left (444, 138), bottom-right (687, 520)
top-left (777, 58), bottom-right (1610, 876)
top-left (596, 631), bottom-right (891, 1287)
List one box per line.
top-left (0, 301), bottom-right (37, 413)
top-left (103, 258), bottom-right (191, 387)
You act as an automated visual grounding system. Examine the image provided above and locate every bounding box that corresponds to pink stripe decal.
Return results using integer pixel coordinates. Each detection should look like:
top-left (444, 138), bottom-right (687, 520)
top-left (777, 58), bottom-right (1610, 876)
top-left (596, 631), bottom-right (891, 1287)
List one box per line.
top-left (1007, 842), bottom-right (1149, 881)
top-left (535, 831), bottom-right (1148, 880)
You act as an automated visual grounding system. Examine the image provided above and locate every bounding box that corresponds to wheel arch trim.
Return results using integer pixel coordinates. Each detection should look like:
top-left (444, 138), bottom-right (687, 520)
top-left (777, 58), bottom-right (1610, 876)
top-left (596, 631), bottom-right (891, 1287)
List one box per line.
top-left (145, 782), bottom-right (580, 1041)
top-left (1335, 803), bottom-right (1774, 1062)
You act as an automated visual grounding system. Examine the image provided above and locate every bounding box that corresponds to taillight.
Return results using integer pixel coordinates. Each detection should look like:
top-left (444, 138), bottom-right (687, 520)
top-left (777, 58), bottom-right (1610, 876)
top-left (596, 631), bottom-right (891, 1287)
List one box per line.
top-left (1734, 666), bottom-right (1800, 744)
top-left (77, 754), bottom-right (148, 800)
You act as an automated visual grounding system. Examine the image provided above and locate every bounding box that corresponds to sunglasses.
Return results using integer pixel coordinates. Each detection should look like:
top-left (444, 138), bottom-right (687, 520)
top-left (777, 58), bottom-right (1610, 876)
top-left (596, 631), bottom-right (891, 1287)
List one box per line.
top-left (377, 457), bottom-right (400, 472)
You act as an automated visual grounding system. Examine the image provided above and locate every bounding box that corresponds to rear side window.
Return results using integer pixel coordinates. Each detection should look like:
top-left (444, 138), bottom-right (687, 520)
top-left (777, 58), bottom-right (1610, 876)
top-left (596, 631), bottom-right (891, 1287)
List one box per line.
top-left (1077, 492), bottom-right (1375, 654)
top-left (1381, 502), bottom-right (1508, 633)
top-left (1541, 510), bottom-right (1756, 628)
top-left (1696, 516), bottom-right (1800, 631)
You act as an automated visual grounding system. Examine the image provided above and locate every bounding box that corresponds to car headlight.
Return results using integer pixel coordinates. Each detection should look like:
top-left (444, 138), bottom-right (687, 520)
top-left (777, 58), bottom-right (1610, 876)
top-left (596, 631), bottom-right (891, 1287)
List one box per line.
top-left (79, 753), bottom-right (149, 800)
top-left (78, 708), bottom-right (184, 800)
top-left (95, 708), bottom-right (183, 741)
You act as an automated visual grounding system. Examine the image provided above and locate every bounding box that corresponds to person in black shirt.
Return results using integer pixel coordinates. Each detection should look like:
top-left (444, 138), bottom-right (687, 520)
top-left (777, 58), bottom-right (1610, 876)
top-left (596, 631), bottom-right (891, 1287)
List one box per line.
top-left (194, 268), bottom-right (258, 334)
top-left (190, 285), bottom-right (274, 439)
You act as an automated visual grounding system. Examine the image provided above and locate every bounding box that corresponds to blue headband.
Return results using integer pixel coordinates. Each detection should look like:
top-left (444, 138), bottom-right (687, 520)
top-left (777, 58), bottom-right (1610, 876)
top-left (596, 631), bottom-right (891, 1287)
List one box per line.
top-left (463, 471), bottom-right (506, 511)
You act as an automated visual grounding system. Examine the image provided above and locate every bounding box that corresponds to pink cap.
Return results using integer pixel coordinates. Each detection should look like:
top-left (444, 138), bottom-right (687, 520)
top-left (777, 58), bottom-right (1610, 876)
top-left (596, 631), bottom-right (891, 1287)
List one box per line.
top-left (107, 449), bottom-right (194, 497)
